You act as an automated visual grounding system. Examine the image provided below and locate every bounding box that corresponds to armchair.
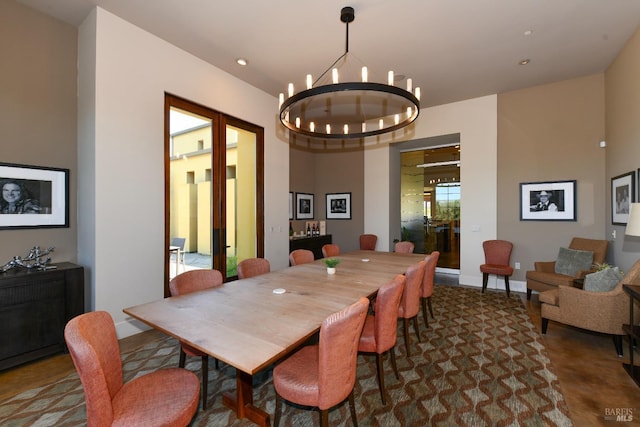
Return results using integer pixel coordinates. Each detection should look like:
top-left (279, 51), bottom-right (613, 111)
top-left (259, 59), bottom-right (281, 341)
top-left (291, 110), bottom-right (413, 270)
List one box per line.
top-left (526, 237), bottom-right (608, 300)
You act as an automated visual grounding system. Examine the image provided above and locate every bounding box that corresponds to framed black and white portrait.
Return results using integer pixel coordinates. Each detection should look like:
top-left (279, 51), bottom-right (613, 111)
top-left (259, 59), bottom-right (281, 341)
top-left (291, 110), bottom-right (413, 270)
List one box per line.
top-left (326, 192), bottom-right (352, 220)
top-left (611, 171), bottom-right (635, 225)
top-left (295, 192), bottom-right (314, 220)
top-left (520, 180), bottom-right (576, 221)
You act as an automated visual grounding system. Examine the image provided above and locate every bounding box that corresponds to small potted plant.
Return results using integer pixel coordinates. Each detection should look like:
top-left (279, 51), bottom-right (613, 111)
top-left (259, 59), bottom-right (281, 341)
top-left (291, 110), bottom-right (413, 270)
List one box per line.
top-left (322, 258), bottom-right (340, 274)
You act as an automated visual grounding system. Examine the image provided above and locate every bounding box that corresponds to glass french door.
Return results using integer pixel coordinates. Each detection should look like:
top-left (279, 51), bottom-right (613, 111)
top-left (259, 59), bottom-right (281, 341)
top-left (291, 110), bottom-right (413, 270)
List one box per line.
top-left (165, 94), bottom-right (264, 295)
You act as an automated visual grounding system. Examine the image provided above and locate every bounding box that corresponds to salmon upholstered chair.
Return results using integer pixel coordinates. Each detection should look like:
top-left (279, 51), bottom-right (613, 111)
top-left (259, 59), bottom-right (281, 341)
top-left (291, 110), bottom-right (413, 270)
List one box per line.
top-left (359, 234), bottom-right (378, 250)
top-left (169, 269), bottom-right (224, 409)
top-left (480, 240), bottom-right (514, 297)
top-left (394, 241), bottom-right (415, 253)
top-left (321, 244), bottom-right (340, 258)
top-left (237, 257), bottom-right (271, 279)
top-left (398, 260), bottom-right (426, 357)
top-left (64, 311), bottom-right (199, 427)
top-left (273, 297), bottom-right (369, 427)
top-left (289, 249), bottom-right (315, 266)
top-left (358, 274), bottom-right (406, 405)
top-left (421, 251), bottom-right (440, 328)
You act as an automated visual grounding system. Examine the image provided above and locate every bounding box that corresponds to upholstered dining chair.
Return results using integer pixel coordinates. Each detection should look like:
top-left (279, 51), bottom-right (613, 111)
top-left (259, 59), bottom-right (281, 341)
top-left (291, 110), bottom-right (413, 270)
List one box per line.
top-left (289, 248), bottom-right (314, 266)
top-left (398, 260), bottom-right (426, 357)
top-left (358, 274), bottom-right (405, 405)
top-left (169, 269), bottom-right (224, 409)
top-left (394, 241), bottom-right (415, 253)
top-left (64, 311), bottom-right (200, 427)
top-left (359, 234), bottom-right (378, 250)
top-left (273, 297), bottom-right (369, 427)
top-left (480, 240), bottom-right (514, 297)
top-left (321, 243), bottom-right (340, 258)
top-left (421, 251), bottom-right (440, 328)
top-left (237, 257), bottom-right (271, 279)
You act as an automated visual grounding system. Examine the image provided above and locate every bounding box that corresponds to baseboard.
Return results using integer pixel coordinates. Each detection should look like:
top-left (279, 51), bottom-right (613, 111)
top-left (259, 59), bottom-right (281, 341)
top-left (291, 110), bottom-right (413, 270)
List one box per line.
top-left (458, 274), bottom-right (527, 294)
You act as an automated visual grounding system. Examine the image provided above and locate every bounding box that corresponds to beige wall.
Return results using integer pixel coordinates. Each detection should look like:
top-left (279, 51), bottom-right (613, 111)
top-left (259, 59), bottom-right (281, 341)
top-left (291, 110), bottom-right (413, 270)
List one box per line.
top-left (497, 74), bottom-right (607, 281)
top-left (0, 1), bottom-right (78, 266)
top-left (605, 26), bottom-right (640, 271)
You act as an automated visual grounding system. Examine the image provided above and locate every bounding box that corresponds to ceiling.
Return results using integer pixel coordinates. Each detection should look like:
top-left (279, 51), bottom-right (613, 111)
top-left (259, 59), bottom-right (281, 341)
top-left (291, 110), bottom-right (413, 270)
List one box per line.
top-left (17, 0), bottom-right (640, 108)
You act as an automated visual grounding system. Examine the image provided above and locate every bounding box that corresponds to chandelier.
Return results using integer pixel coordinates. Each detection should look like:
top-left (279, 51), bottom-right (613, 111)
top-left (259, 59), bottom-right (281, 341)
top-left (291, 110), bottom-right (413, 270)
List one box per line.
top-left (278, 6), bottom-right (421, 140)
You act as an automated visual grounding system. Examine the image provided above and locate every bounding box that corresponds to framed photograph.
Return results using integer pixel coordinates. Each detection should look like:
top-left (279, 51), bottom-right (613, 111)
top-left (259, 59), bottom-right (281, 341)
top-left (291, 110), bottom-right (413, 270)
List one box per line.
top-left (326, 192), bottom-right (352, 220)
top-left (295, 192), bottom-right (314, 220)
top-left (288, 192), bottom-right (293, 220)
top-left (0, 162), bottom-right (69, 229)
top-left (520, 180), bottom-right (576, 221)
top-left (611, 171), bottom-right (635, 225)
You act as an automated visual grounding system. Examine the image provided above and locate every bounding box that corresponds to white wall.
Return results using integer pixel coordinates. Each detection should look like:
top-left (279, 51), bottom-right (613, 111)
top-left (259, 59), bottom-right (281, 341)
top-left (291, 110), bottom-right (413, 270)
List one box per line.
top-left (78, 8), bottom-right (289, 338)
top-left (365, 95), bottom-right (499, 288)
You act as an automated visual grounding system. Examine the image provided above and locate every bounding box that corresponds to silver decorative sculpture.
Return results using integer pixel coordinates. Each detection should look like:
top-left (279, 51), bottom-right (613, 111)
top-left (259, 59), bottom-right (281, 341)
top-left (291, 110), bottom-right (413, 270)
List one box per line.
top-left (1, 246), bottom-right (55, 272)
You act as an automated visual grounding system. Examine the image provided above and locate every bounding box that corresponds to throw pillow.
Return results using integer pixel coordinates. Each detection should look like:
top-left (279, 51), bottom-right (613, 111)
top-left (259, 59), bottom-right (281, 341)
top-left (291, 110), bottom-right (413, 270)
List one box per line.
top-left (554, 247), bottom-right (594, 277)
top-left (584, 267), bottom-right (623, 292)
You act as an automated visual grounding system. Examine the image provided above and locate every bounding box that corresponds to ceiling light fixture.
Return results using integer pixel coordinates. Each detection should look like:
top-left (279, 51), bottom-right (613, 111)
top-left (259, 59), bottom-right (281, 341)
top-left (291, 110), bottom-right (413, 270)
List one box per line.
top-left (236, 58), bottom-right (247, 66)
top-left (278, 6), bottom-right (420, 139)
top-left (519, 59), bottom-right (531, 65)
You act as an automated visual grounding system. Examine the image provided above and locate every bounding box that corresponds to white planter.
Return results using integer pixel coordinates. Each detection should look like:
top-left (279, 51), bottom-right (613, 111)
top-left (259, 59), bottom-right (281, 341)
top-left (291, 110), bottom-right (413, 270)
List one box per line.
top-left (327, 267), bottom-right (336, 275)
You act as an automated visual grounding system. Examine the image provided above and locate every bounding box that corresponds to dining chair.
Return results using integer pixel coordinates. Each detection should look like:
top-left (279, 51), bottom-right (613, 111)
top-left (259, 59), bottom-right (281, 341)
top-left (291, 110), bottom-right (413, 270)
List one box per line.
top-left (421, 251), bottom-right (440, 328)
top-left (64, 311), bottom-right (200, 427)
top-left (480, 240), bottom-right (514, 297)
top-left (394, 241), bottom-right (415, 253)
top-left (359, 234), bottom-right (378, 250)
top-left (289, 248), bottom-right (314, 266)
top-left (170, 237), bottom-right (186, 272)
top-left (237, 257), bottom-right (270, 279)
top-left (321, 243), bottom-right (340, 258)
top-left (398, 260), bottom-right (426, 357)
top-left (358, 274), bottom-right (406, 405)
top-left (169, 269), bottom-right (224, 409)
top-left (273, 297), bottom-right (369, 427)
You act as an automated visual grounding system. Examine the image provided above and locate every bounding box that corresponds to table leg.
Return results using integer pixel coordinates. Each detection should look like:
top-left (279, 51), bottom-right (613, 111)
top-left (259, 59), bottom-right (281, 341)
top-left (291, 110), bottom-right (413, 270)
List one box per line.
top-left (222, 370), bottom-right (270, 426)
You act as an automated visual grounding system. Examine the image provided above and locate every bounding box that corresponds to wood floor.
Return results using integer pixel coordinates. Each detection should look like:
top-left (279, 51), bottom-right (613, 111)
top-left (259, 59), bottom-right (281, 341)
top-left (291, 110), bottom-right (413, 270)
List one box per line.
top-left (1, 287), bottom-right (639, 426)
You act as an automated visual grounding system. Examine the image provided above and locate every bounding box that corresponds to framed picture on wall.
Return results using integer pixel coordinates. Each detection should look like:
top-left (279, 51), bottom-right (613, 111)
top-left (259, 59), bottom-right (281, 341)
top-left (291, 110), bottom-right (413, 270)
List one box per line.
top-left (326, 192), bottom-right (352, 220)
top-left (295, 192), bottom-right (314, 220)
top-left (611, 171), bottom-right (635, 225)
top-left (519, 180), bottom-right (576, 221)
top-left (288, 192), bottom-right (293, 220)
top-left (0, 162), bottom-right (69, 229)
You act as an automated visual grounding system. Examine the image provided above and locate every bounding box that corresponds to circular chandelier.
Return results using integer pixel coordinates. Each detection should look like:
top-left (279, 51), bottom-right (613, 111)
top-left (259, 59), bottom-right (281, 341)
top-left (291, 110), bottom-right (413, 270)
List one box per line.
top-left (278, 6), bottom-right (421, 140)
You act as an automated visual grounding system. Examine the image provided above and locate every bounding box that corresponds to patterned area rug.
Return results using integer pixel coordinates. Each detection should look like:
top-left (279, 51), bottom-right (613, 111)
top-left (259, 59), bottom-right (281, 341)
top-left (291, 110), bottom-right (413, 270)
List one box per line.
top-left (0, 285), bottom-right (573, 426)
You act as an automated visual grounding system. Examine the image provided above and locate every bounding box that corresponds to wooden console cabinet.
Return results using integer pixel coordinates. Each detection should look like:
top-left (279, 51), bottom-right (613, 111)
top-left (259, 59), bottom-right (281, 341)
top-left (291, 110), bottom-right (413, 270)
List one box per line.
top-left (289, 235), bottom-right (332, 260)
top-left (0, 262), bottom-right (84, 370)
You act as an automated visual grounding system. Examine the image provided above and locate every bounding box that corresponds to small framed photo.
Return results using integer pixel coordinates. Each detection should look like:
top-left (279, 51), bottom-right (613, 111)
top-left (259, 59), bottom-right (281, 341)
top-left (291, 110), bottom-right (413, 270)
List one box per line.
top-left (288, 192), bottom-right (293, 220)
top-left (0, 162), bottom-right (69, 229)
top-left (326, 192), bottom-right (352, 220)
top-left (611, 171), bottom-right (635, 225)
top-left (520, 180), bottom-right (576, 221)
top-left (295, 192), bottom-right (314, 220)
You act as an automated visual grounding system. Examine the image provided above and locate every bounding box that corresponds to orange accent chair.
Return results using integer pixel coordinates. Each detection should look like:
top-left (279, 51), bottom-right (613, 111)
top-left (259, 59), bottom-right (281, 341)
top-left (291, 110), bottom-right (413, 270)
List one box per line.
top-left (169, 269), bottom-right (224, 409)
top-left (321, 244), bottom-right (340, 258)
top-left (394, 241), bottom-right (415, 253)
top-left (480, 240), bottom-right (514, 297)
top-left (64, 311), bottom-right (199, 426)
top-left (237, 257), bottom-right (271, 279)
top-left (272, 297), bottom-right (369, 427)
top-left (398, 260), bottom-right (426, 356)
top-left (359, 234), bottom-right (378, 250)
top-left (421, 251), bottom-right (440, 328)
top-left (289, 249), bottom-right (315, 266)
top-left (358, 274), bottom-right (406, 404)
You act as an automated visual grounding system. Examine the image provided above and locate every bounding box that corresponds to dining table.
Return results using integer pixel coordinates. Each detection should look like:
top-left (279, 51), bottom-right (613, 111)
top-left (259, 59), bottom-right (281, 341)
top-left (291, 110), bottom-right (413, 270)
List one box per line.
top-left (123, 250), bottom-right (426, 426)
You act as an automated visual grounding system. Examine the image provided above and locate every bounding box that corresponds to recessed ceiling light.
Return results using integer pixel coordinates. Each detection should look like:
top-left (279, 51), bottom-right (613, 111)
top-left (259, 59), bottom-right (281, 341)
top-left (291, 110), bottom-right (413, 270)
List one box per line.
top-left (236, 58), bottom-right (248, 66)
top-left (519, 59), bottom-right (530, 65)
top-left (524, 29), bottom-right (533, 36)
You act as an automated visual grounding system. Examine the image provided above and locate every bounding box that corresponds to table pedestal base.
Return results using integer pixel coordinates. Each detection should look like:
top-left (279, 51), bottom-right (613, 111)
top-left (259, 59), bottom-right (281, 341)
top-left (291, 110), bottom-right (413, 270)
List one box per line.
top-left (222, 370), bottom-right (270, 427)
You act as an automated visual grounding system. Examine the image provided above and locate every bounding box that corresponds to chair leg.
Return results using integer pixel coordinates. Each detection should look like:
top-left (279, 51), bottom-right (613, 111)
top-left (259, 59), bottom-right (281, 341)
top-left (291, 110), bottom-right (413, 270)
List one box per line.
top-left (214, 358), bottom-right (219, 370)
top-left (348, 390), bottom-right (359, 427)
top-left (613, 335), bottom-right (623, 357)
top-left (274, 393), bottom-right (282, 427)
top-left (527, 288), bottom-right (532, 300)
top-left (427, 296), bottom-right (434, 319)
top-left (201, 356), bottom-right (208, 410)
top-left (421, 297), bottom-right (429, 328)
top-left (481, 272), bottom-right (488, 293)
top-left (504, 276), bottom-right (511, 297)
top-left (541, 318), bottom-right (549, 334)
top-left (178, 348), bottom-right (186, 368)
top-left (412, 316), bottom-right (421, 343)
top-left (375, 353), bottom-right (386, 405)
top-left (403, 318), bottom-right (411, 357)
top-left (389, 347), bottom-right (399, 380)
top-left (320, 409), bottom-right (329, 427)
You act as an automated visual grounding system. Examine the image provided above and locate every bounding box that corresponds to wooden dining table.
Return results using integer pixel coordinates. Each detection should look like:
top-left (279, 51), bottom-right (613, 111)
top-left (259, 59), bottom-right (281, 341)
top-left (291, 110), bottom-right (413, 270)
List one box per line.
top-left (123, 250), bottom-right (425, 426)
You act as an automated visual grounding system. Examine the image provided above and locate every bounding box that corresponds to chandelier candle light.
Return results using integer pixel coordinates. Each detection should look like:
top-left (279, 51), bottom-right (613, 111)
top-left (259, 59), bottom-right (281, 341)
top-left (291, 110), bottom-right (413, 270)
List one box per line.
top-left (278, 6), bottom-right (420, 139)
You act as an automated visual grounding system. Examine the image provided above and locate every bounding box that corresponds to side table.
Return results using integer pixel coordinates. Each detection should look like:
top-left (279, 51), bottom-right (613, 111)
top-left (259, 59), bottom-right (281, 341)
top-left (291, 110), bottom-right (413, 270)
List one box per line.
top-left (622, 284), bottom-right (640, 387)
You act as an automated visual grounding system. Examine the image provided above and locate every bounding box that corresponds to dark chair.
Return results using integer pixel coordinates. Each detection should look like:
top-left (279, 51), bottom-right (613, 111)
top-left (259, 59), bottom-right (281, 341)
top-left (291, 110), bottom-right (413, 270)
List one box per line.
top-left (359, 234), bottom-right (378, 250)
top-left (169, 269), bottom-right (223, 409)
top-left (321, 243), bottom-right (340, 258)
top-left (480, 240), bottom-right (514, 297)
top-left (64, 311), bottom-right (199, 426)
top-left (237, 257), bottom-right (270, 279)
top-left (273, 297), bottom-right (369, 427)
top-left (421, 251), bottom-right (440, 328)
top-left (398, 260), bottom-right (426, 356)
top-left (289, 249), bottom-right (314, 266)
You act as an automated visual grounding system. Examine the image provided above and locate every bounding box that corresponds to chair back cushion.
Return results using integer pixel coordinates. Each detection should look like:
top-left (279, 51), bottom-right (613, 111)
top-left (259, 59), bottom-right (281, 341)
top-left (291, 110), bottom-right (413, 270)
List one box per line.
top-left (394, 241), bottom-right (415, 253)
top-left (359, 234), bottom-right (378, 250)
top-left (373, 274), bottom-right (406, 352)
top-left (237, 258), bottom-right (270, 279)
top-left (321, 244), bottom-right (340, 258)
top-left (554, 247), bottom-right (593, 277)
top-left (318, 297), bottom-right (368, 409)
top-left (289, 249), bottom-right (314, 266)
top-left (169, 269), bottom-right (223, 296)
top-left (421, 251), bottom-right (440, 298)
top-left (64, 311), bottom-right (123, 425)
top-left (569, 237), bottom-right (608, 265)
top-left (171, 237), bottom-right (186, 250)
top-left (482, 240), bottom-right (513, 265)
top-left (398, 260), bottom-right (426, 318)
